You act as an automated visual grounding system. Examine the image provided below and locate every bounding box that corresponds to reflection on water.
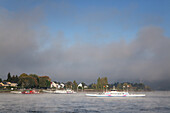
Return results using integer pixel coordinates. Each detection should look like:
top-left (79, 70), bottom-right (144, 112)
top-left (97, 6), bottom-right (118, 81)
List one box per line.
top-left (0, 91), bottom-right (170, 113)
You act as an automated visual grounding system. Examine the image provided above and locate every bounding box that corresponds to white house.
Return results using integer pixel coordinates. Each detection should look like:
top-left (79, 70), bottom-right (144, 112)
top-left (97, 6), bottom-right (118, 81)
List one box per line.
top-left (60, 83), bottom-right (65, 88)
top-left (84, 85), bottom-right (88, 89)
top-left (50, 82), bottom-right (58, 88)
top-left (50, 82), bottom-right (65, 89)
top-left (78, 83), bottom-right (88, 88)
top-left (78, 83), bottom-right (82, 87)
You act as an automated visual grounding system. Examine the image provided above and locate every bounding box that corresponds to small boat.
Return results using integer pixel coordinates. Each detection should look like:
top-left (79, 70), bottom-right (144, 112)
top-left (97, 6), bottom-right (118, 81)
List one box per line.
top-left (53, 89), bottom-right (76, 94)
top-left (86, 89), bottom-right (145, 97)
top-left (22, 90), bottom-right (39, 94)
top-left (43, 89), bottom-right (76, 94)
top-left (10, 91), bottom-right (22, 94)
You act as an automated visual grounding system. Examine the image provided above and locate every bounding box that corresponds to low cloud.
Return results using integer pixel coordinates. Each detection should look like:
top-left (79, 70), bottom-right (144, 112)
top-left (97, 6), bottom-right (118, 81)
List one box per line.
top-left (0, 7), bottom-right (170, 89)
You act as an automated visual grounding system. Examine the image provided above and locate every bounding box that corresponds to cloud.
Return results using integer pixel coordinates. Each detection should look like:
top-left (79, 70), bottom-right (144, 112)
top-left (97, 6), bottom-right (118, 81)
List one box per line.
top-left (40, 26), bottom-right (170, 86)
top-left (0, 7), bottom-right (44, 76)
top-left (0, 6), bottom-right (170, 89)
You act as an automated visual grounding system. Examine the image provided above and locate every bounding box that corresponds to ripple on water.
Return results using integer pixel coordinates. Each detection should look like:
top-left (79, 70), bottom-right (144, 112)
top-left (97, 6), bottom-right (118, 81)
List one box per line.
top-left (0, 92), bottom-right (170, 113)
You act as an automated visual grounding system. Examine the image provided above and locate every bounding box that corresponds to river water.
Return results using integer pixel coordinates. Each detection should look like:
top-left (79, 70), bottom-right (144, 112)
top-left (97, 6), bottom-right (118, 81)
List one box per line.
top-left (0, 91), bottom-right (170, 113)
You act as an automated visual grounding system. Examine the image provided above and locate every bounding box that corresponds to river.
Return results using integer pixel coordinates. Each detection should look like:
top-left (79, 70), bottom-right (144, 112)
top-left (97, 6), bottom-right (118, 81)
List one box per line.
top-left (0, 91), bottom-right (170, 113)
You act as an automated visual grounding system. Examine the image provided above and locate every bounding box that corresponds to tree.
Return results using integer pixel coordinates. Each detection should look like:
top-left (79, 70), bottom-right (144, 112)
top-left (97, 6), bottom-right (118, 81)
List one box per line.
top-left (97, 77), bottom-right (101, 90)
top-left (11, 75), bottom-right (15, 83)
top-left (117, 83), bottom-right (122, 91)
top-left (18, 73), bottom-right (39, 88)
top-left (66, 81), bottom-right (73, 89)
top-left (137, 83), bottom-right (145, 91)
top-left (39, 76), bottom-right (51, 88)
top-left (89, 83), bottom-right (97, 89)
top-left (29, 74), bottom-right (39, 88)
top-left (73, 80), bottom-right (78, 91)
top-left (7, 72), bottom-right (11, 82)
top-left (10, 75), bottom-right (19, 83)
top-left (97, 77), bottom-right (108, 90)
top-left (102, 77), bottom-right (108, 88)
top-left (15, 75), bottom-right (19, 83)
top-left (0, 78), bottom-right (2, 82)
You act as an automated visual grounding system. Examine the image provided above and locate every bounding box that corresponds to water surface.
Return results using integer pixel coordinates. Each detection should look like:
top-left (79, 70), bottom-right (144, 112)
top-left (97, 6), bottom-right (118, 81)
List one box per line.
top-left (0, 91), bottom-right (170, 113)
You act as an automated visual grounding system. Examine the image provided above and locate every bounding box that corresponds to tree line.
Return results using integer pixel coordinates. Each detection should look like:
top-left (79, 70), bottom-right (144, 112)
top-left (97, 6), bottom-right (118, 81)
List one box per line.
top-left (0, 73), bottom-right (151, 91)
top-left (88, 77), bottom-right (151, 91)
top-left (1, 72), bottom-right (51, 89)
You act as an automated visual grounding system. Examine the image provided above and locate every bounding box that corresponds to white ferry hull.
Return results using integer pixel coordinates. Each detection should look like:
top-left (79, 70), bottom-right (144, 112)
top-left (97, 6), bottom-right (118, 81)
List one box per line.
top-left (86, 93), bottom-right (145, 97)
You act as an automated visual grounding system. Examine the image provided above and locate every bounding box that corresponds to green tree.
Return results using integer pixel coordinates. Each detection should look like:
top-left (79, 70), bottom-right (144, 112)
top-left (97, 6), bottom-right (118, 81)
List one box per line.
top-left (97, 77), bottom-right (108, 90)
top-left (15, 75), bottom-right (19, 83)
top-left (97, 77), bottom-right (101, 90)
top-left (20, 73), bottom-right (28, 77)
top-left (66, 81), bottom-right (73, 89)
top-left (29, 74), bottom-right (39, 88)
top-left (89, 83), bottom-right (97, 89)
top-left (137, 83), bottom-right (145, 91)
top-left (0, 78), bottom-right (2, 82)
top-left (117, 83), bottom-right (122, 91)
top-left (73, 80), bottom-right (78, 91)
top-left (18, 73), bottom-right (28, 88)
top-left (39, 76), bottom-right (51, 88)
top-left (18, 73), bottom-right (39, 88)
top-left (102, 77), bottom-right (108, 87)
top-left (11, 75), bottom-right (15, 83)
top-left (7, 72), bottom-right (11, 82)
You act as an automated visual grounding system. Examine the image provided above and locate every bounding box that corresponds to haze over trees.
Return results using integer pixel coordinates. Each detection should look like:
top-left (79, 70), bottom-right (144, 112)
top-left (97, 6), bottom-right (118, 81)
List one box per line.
top-left (0, 73), bottom-right (151, 91)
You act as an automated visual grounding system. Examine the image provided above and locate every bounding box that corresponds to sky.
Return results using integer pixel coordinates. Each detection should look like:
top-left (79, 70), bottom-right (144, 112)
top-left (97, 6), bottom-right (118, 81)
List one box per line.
top-left (0, 0), bottom-right (170, 89)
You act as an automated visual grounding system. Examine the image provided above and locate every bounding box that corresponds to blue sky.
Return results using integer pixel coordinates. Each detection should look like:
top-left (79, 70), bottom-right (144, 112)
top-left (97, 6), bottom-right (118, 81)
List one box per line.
top-left (0, 0), bottom-right (170, 88)
top-left (1, 0), bottom-right (169, 44)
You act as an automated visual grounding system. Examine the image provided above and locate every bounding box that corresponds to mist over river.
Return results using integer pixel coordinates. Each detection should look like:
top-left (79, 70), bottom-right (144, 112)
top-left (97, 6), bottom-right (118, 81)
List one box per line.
top-left (0, 91), bottom-right (170, 113)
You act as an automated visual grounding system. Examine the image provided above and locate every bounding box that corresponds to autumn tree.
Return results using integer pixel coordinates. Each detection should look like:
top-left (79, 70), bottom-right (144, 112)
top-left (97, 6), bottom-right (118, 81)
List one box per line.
top-left (29, 74), bottom-right (39, 88)
top-left (39, 76), bottom-right (51, 88)
top-left (18, 73), bottom-right (40, 88)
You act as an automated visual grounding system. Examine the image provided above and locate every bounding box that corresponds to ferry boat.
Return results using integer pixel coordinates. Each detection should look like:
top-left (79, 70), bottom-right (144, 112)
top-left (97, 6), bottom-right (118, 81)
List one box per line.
top-left (86, 89), bottom-right (145, 97)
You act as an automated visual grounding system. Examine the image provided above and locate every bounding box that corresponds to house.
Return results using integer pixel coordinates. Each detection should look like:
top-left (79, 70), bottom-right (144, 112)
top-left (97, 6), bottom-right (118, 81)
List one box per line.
top-left (50, 82), bottom-right (65, 89)
top-left (0, 82), bottom-right (17, 87)
top-left (84, 85), bottom-right (88, 89)
top-left (78, 83), bottom-right (82, 87)
top-left (60, 83), bottom-right (65, 88)
top-left (50, 82), bottom-right (58, 88)
top-left (10, 83), bottom-right (18, 87)
top-left (0, 82), bottom-right (4, 86)
top-left (78, 83), bottom-right (88, 88)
